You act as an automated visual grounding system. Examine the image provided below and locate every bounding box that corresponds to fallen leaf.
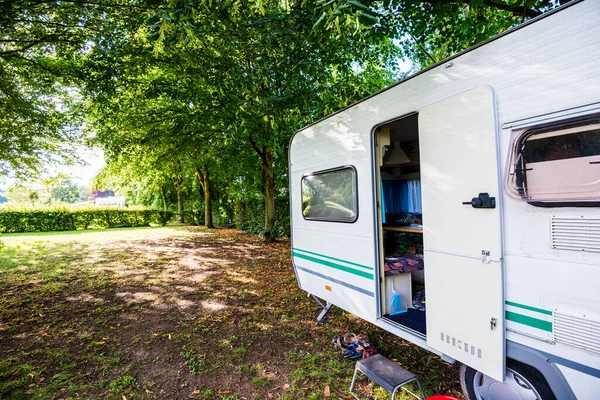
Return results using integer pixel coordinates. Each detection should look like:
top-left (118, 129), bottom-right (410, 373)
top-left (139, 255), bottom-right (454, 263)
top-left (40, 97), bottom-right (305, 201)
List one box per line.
top-left (122, 395), bottom-right (127, 400)
top-left (324, 385), bottom-right (330, 397)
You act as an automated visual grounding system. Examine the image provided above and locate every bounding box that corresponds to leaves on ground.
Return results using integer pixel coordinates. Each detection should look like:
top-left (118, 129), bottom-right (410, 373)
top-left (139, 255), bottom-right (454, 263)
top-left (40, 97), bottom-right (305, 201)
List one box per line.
top-left (0, 226), bottom-right (461, 399)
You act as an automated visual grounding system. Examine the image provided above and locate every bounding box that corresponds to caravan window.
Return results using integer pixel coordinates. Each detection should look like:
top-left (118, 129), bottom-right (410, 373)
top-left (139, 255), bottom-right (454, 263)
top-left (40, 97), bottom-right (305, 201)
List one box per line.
top-left (301, 167), bottom-right (358, 222)
top-left (507, 121), bottom-right (600, 204)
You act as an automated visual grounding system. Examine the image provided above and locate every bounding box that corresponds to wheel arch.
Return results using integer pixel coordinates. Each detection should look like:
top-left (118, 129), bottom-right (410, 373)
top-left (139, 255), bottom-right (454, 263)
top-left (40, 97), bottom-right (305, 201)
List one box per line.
top-left (506, 341), bottom-right (576, 400)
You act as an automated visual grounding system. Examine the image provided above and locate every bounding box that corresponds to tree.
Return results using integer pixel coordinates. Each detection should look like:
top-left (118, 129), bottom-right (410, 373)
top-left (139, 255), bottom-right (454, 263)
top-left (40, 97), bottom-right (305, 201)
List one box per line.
top-left (0, 0), bottom-right (157, 179)
top-left (144, 1), bottom-right (400, 241)
top-left (50, 178), bottom-right (80, 204)
top-left (311, 0), bottom-right (564, 68)
top-left (29, 191), bottom-right (39, 206)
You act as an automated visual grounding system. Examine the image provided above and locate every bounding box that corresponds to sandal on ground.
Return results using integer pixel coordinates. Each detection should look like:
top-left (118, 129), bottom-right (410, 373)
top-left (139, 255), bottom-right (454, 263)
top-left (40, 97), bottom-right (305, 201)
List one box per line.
top-left (332, 335), bottom-right (349, 349)
top-left (342, 333), bottom-right (356, 346)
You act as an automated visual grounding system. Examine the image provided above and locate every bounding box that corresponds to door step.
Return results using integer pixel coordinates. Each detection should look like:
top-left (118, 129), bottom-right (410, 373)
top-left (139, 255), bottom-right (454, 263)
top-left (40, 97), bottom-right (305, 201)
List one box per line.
top-left (349, 354), bottom-right (426, 399)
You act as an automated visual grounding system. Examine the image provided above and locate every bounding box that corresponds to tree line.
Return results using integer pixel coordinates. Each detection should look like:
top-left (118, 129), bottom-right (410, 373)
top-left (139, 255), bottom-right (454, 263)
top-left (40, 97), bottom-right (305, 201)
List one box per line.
top-left (0, 0), bottom-right (560, 240)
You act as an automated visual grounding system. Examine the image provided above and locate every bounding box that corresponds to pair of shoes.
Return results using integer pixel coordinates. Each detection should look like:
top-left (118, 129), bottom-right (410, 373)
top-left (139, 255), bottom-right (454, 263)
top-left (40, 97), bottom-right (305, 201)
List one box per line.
top-left (332, 333), bottom-right (356, 350)
top-left (343, 342), bottom-right (363, 359)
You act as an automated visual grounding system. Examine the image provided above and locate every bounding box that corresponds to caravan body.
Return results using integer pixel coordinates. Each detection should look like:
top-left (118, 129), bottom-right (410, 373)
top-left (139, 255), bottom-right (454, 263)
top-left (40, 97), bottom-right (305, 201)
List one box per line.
top-left (289, 1), bottom-right (600, 399)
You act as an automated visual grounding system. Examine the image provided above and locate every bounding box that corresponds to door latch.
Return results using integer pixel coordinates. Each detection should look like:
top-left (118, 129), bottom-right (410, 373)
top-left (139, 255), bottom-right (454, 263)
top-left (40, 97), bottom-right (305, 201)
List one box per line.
top-left (490, 317), bottom-right (497, 330)
top-left (481, 250), bottom-right (491, 264)
top-left (463, 193), bottom-right (496, 209)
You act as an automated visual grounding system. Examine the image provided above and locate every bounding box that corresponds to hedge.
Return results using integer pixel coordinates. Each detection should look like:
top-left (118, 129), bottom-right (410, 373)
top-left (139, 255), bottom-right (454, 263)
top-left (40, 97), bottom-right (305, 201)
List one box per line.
top-left (0, 207), bottom-right (174, 233)
top-left (182, 197), bottom-right (290, 238)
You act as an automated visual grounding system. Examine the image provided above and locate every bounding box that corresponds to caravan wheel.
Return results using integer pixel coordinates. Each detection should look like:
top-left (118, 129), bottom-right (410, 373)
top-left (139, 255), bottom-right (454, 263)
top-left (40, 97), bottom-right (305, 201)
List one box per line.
top-left (460, 360), bottom-right (556, 400)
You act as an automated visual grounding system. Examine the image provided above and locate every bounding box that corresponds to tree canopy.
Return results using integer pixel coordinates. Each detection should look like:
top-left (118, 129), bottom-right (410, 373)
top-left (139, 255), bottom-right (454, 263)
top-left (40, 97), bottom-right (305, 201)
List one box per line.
top-left (1, 0), bottom-right (561, 238)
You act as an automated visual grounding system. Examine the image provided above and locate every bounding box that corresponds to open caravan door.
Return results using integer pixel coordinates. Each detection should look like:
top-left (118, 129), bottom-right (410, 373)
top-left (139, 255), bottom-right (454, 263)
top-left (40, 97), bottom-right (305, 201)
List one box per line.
top-left (419, 86), bottom-right (505, 381)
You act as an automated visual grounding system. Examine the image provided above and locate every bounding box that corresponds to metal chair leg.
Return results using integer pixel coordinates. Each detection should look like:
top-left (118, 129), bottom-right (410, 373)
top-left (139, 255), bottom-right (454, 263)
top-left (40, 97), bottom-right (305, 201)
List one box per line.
top-left (415, 378), bottom-right (426, 400)
top-left (349, 365), bottom-right (359, 393)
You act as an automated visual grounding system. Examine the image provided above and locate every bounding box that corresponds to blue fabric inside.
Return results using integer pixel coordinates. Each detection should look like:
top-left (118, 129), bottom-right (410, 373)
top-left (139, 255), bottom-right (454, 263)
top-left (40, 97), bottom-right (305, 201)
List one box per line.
top-left (380, 176), bottom-right (386, 224)
top-left (382, 179), bottom-right (422, 214)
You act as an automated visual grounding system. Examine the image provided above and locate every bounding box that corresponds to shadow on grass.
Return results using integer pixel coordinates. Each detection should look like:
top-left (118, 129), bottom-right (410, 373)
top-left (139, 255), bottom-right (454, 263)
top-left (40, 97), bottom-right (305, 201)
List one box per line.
top-left (0, 227), bottom-right (461, 399)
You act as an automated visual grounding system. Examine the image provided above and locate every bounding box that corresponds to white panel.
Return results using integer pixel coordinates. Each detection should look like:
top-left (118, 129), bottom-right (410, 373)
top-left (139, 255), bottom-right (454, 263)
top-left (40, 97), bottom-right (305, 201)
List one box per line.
top-left (419, 86), bottom-right (501, 258)
top-left (419, 86), bottom-right (505, 380)
top-left (425, 252), bottom-right (504, 376)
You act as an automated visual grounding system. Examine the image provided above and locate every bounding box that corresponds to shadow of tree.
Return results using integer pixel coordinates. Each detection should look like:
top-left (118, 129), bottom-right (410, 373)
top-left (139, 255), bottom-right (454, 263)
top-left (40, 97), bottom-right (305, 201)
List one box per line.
top-left (0, 227), bottom-right (461, 399)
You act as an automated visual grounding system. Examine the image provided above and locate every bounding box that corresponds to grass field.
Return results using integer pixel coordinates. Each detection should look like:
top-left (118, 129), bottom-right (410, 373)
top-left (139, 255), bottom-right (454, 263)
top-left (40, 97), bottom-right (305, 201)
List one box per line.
top-left (0, 226), bottom-right (461, 399)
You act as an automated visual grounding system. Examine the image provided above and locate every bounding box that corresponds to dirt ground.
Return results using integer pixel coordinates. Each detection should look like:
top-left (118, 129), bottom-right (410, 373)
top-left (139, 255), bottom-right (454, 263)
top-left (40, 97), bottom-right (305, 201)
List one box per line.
top-left (0, 226), bottom-right (461, 399)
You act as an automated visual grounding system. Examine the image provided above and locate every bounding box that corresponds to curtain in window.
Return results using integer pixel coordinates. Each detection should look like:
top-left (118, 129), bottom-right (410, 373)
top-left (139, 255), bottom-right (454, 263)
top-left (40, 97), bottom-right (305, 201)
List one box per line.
top-left (403, 179), bottom-right (422, 214)
top-left (382, 179), bottom-right (422, 214)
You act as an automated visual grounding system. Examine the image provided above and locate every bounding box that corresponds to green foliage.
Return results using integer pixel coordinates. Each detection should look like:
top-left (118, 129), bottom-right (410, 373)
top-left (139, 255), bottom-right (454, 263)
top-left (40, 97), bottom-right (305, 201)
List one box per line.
top-left (28, 191), bottom-right (39, 206)
top-left (0, 206), bottom-right (173, 233)
top-left (83, 0), bottom-right (398, 240)
top-left (312, 0), bottom-right (559, 68)
top-left (177, 197), bottom-right (289, 237)
top-left (50, 179), bottom-right (81, 204)
top-left (232, 198), bottom-right (290, 238)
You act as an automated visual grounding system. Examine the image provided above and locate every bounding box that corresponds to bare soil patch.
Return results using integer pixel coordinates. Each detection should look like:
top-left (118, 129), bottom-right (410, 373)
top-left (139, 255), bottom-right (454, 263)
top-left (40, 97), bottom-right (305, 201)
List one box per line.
top-left (0, 226), bottom-right (461, 399)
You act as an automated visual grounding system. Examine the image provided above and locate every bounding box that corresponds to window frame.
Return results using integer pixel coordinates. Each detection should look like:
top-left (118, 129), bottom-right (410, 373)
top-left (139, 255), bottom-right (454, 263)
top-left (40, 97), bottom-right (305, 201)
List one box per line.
top-left (507, 116), bottom-right (600, 207)
top-left (300, 165), bottom-right (359, 223)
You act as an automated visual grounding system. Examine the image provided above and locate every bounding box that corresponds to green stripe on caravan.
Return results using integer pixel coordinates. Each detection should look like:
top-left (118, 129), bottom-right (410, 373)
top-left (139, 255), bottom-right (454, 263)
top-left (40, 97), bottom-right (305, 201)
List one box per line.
top-left (292, 250), bottom-right (374, 280)
top-left (292, 248), bottom-right (374, 271)
top-left (505, 311), bottom-right (552, 332)
top-left (505, 300), bottom-right (552, 316)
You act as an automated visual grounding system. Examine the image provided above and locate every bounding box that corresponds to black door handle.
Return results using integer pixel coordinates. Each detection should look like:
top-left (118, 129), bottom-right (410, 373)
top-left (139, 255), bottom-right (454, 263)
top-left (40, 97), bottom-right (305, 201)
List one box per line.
top-left (462, 193), bottom-right (495, 209)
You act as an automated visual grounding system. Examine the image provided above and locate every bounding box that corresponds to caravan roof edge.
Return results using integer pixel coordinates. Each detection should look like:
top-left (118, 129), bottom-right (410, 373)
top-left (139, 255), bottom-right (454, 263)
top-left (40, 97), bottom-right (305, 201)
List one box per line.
top-left (291, 0), bottom-right (584, 137)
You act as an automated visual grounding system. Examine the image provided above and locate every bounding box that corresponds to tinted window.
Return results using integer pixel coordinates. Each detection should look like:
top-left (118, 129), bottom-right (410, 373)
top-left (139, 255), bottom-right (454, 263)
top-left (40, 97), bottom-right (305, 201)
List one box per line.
top-left (524, 128), bottom-right (600, 163)
top-left (507, 121), bottom-right (600, 204)
top-left (301, 167), bottom-right (358, 222)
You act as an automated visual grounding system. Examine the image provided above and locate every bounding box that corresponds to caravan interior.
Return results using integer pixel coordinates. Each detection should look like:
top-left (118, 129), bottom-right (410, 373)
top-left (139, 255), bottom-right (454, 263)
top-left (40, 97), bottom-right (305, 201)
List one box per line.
top-left (374, 114), bottom-right (427, 335)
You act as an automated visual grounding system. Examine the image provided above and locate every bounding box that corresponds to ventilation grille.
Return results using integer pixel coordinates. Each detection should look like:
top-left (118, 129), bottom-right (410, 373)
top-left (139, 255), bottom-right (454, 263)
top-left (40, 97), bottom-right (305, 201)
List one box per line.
top-left (551, 216), bottom-right (600, 252)
top-left (553, 310), bottom-right (600, 354)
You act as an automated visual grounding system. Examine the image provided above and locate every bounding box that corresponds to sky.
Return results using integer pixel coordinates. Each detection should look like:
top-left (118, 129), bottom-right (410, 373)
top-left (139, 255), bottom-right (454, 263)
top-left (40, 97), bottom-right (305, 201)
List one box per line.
top-left (69, 147), bottom-right (106, 187)
top-left (0, 146), bottom-right (105, 191)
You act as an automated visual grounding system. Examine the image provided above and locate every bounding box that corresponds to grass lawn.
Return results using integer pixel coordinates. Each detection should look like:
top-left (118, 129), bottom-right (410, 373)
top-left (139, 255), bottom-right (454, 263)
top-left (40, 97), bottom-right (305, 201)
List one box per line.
top-left (0, 226), bottom-right (461, 399)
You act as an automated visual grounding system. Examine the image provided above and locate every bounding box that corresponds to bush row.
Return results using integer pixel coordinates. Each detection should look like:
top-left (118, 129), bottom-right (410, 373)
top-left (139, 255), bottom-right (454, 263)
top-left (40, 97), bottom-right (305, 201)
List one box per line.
top-left (0, 208), bottom-right (174, 233)
top-left (181, 197), bottom-right (290, 238)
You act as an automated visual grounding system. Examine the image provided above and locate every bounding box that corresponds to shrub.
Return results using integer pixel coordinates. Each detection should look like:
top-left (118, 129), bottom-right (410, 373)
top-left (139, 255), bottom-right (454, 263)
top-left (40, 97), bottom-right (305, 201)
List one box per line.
top-left (188, 197), bottom-right (290, 238)
top-left (0, 205), bottom-right (174, 233)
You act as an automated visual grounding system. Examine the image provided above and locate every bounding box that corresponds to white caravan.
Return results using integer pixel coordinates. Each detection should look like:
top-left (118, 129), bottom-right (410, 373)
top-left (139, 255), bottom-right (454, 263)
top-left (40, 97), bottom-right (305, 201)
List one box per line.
top-left (289, 1), bottom-right (600, 399)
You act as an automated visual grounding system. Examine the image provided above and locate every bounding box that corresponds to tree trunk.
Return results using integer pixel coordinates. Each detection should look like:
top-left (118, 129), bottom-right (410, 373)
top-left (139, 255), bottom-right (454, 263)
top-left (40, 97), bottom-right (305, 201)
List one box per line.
top-left (195, 167), bottom-right (214, 229)
top-left (160, 185), bottom-right (168, 211)
top-left (262, 149), bottom-right (275, 243)
top-left (248, 136), bottom-right (276, 243)
top-left (174, 161), bottom-right (184, 223)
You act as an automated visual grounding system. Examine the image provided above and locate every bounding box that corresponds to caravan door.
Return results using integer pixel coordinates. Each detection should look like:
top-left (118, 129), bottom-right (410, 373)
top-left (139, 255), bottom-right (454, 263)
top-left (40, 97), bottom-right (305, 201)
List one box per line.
top-left (419, 86), bottom-right (505, 381)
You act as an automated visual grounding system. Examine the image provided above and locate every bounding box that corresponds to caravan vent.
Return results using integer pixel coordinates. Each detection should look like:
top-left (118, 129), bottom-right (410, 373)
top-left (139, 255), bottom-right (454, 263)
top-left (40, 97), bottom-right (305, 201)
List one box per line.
top-left (550, 216), bottom-right (600, 252)
top-left (553, 310), bottom-right (600, 354)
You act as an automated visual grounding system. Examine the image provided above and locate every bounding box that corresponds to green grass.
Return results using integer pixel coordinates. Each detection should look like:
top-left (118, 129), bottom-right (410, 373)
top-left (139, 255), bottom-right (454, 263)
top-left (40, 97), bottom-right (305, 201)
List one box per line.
top-left (0, 226), bottom-right (461, 399)
top-left (0, 225), bottom-right (175, 240)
